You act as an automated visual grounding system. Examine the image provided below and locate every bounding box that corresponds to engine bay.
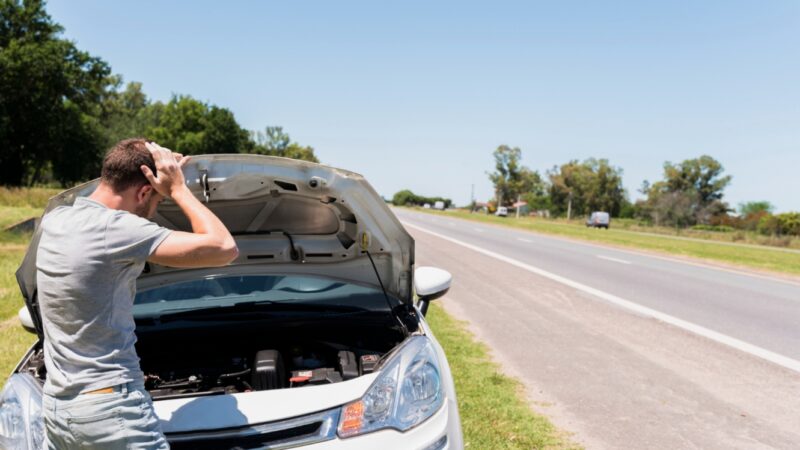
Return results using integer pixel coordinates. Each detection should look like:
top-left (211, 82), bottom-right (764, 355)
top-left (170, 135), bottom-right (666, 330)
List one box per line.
top-left (134, 315), bottom-right (406, 399)
top-left (141, 341), bottom-right (384, 400)
top-left (19, 308), bottom-right (412, 399)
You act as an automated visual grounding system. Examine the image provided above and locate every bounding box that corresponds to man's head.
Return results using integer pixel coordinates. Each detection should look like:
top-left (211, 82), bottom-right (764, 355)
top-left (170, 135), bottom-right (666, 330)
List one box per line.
top-left (99, 138), bottom-right (164, 218)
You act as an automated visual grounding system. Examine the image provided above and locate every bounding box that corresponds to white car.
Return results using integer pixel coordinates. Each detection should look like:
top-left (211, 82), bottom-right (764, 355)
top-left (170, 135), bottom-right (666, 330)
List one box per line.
top-left (586, 211), bottom-right (610, 229)
top-left (0, 155), bottom-right (464, 450)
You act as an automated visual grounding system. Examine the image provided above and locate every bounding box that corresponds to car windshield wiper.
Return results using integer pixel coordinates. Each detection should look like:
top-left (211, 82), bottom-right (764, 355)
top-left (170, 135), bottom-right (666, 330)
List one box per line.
top-left (150, 300), bottom-right (370, 323)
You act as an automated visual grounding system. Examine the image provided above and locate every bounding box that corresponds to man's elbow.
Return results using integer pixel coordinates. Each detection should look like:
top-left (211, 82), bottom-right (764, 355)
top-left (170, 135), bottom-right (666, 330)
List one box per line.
top-left (204, 239), bottom-right (238, 267)
top-left (222, 242), bottom-right (239, 264)
top-left (211, 238), bottom-right (238, 265)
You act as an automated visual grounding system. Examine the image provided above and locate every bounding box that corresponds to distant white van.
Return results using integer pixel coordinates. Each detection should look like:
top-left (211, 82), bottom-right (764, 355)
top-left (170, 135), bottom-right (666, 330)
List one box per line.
top-left (495, 206), bottom-right (508, 217)
top-left (586, 211), bottom-right (610, 229)
top-left (433, 201), bottom-right (445, 210)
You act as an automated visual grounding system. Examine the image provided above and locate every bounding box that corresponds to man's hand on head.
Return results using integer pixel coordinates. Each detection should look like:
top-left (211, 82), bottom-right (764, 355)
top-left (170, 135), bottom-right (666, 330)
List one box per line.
top-left (143, 141), bottom-right (238, 268)
top-left (141, 142), bottom-right (191, 198)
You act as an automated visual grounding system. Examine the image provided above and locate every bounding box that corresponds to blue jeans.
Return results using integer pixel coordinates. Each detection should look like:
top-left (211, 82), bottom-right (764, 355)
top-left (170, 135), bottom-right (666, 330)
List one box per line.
top-left (42, 381), bottom-right (169, 449)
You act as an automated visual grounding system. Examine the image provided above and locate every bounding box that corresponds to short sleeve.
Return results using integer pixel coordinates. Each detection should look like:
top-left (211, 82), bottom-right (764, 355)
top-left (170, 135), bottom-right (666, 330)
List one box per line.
top-left (105, 212), bottom-right (172, 263)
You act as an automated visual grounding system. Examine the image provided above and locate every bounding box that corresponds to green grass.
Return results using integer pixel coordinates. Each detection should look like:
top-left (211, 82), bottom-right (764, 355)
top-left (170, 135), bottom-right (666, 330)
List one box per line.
top-left (1, 188), bottom-right (45, 389)
top-left (412, 208), bottom-right (800, 276)
top-left (0, 244), bottom-right (36, 390)
top-left (0, 205), bottom-right (43, 230)
top-left (0, 246), bottom-right (27, 323)
top-left (0, 322), bottom-right (37, 386)
top-left (426, 302), bottom-right (578, 449)
top-left (0, 187), bottom-right (60, 208)
top-left (0, 186), bottom-right (51, 230)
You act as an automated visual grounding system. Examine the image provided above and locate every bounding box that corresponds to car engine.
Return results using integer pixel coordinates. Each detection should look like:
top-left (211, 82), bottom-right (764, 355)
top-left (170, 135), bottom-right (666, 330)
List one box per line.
top-left (141, 343), bottom-right (382, 400)
top-left (19, 314), bottom-right (407, 400)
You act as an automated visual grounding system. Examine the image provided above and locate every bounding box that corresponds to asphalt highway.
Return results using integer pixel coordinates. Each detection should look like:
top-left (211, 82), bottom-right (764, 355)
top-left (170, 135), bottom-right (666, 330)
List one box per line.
top-left (397, 208), bottom-right (800, 449)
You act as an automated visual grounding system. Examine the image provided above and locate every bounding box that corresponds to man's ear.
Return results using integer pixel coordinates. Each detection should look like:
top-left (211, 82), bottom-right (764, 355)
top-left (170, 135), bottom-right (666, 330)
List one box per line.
top-left (136, 184), bottom-right (154, 203)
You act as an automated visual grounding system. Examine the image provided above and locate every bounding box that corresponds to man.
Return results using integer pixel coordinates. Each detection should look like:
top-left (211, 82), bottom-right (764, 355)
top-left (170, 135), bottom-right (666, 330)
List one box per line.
top-left (37, 139), bottom-right (238, 449)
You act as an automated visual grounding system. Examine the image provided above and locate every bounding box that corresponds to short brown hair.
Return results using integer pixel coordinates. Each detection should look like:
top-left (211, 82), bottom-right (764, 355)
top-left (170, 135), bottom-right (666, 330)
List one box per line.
top-left (101, 138), bottom-right (156, 192)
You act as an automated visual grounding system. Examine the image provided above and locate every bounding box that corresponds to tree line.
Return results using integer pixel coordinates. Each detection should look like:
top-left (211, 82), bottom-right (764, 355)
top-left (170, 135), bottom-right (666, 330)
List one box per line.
top-left (483, 145), bottom-right (799, 236)
top-left (390, 143), bottom-right (798, 236)
top-left (391, 190), bottom-right (452, 209)
top-left (0, 0), bottom-right (317, 188)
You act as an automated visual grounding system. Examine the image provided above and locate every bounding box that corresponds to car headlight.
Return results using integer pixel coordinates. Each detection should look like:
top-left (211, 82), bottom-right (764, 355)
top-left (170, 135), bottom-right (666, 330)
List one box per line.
top-left (0, 373), bottom-right (44, 450)
top-left (338, 336), bottom-right (444, 438)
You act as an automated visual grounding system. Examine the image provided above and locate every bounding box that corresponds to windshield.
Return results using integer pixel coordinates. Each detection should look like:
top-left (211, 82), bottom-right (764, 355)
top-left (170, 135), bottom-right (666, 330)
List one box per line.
top-left (133, 274), bottom-right (392, 318)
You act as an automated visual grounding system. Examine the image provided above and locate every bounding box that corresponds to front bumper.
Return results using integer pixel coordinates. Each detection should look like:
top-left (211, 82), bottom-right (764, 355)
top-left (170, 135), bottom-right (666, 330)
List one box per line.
top-left (165, 397), bottom-right (461, 450)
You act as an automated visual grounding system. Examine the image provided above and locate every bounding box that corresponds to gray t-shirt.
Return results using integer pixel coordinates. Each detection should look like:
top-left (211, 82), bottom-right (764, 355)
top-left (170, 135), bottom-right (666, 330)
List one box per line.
top-left (36, 197), bottom-right (172, 397)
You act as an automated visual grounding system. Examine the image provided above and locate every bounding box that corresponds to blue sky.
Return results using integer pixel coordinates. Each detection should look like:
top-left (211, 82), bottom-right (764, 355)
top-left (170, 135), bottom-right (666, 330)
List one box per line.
top-left (48, 1), bottom-right (799, 211)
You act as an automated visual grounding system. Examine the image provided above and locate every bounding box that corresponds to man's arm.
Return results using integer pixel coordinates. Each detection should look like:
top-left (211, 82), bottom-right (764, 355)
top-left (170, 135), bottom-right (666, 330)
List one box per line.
top-left (141, 142), bottom-right (238, 268)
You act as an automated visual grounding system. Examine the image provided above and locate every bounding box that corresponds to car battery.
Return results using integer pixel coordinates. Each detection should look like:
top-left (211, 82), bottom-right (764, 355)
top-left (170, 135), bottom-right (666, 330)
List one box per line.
top-left (359, 354), bottom-right (380, 374)
top-left (290, 368), bottom-right (343, 386)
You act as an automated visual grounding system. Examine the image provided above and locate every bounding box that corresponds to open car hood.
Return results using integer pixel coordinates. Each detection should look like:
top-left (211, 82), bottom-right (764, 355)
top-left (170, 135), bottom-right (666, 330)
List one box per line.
top-left (16, 155), bottom-right (414, 336)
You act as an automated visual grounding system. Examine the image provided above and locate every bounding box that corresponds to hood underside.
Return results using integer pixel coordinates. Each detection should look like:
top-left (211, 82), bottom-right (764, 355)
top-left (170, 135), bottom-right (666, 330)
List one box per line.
top-left (16, 155), bottom-right (415, 334)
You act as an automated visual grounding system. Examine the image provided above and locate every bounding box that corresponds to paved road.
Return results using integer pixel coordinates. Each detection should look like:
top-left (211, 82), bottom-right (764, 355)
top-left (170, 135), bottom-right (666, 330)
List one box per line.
top-left (397, 209), bottom-right (800, 449)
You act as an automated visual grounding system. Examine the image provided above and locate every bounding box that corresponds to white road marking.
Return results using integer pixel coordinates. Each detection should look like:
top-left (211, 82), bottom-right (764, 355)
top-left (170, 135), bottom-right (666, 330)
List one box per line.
top-left (403, 221), bottom-right (800, 374)
top-left (596, 255), bottom-right (632, 265)
top-left (517, 238), bottom-right (533, 243)
top-left (473, 228), bottom-right (484, 233)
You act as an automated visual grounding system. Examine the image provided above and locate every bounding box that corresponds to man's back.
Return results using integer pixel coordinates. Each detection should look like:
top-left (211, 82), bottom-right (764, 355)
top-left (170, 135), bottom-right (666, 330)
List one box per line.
top-left (37, 139), bottom-right (237, 449)
top-left (36, 197), bottom-right (170, 397)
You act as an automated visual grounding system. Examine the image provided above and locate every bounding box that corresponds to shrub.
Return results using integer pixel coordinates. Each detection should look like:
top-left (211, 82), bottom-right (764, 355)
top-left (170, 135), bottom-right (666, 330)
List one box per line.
top-left (691, 224), bottom-right (734, 233)
top-left (758, 212), bottom-right (800, 236)
top-left (777, 213), bottom-right (800, 236)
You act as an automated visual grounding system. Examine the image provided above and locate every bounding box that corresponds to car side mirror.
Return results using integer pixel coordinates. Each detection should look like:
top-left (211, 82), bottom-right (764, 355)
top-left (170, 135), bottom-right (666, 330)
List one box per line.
top-left (18, 306), bottom-right (36, 334)
top-left (415, 266), bottom-right (452, 316)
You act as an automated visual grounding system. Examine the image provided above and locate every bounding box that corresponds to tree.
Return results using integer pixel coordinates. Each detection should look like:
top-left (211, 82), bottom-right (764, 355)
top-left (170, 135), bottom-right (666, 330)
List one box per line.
top-left (0, 0), bottom-right (113, 185)
top-left (249, 126), bottom-right (319, 162)
top-left (391, 189), bottom-right (451, 208)
top-left (548, 158), bottom-right (626, 218)
top-left (640, 155), bottom-right (731, 226)
top-left (98, 81), bottom-right (150, 148)
top-left (488, 145), bottom-right (543, 207)
top-left (739, 201), bottom-right (773, 216)
top-left (733, 201), bottom-right (773, 231)
top-left (392, 189), bottom-right (416, 206)
top-left (261, 126), bottom-right (291, 153)
top-left (140, 95), bottom-right (249, 155)
top-left (662, 155), bottom-right (731, 207)
top-left (655, 191), bottom-right (697, 229)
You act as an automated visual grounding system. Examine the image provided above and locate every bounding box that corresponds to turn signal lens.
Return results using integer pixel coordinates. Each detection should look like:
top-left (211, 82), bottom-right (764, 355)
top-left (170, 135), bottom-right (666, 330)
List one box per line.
top-left (339, 401), bottom-right (364, 437)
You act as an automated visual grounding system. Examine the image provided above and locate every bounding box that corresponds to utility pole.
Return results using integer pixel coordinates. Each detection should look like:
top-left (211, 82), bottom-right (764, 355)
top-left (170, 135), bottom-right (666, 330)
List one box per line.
top-left (516, 194), bottom-right (521, 219)
top-left (470, 184), bottom-right (475, 212)
top-left (567, 191), bottom-right (573, 221)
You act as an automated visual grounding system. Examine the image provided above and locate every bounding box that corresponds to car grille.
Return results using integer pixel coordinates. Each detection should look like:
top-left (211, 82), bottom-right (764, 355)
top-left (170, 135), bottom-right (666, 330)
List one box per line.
top-left (166, 407), bottom-right (340, 450)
